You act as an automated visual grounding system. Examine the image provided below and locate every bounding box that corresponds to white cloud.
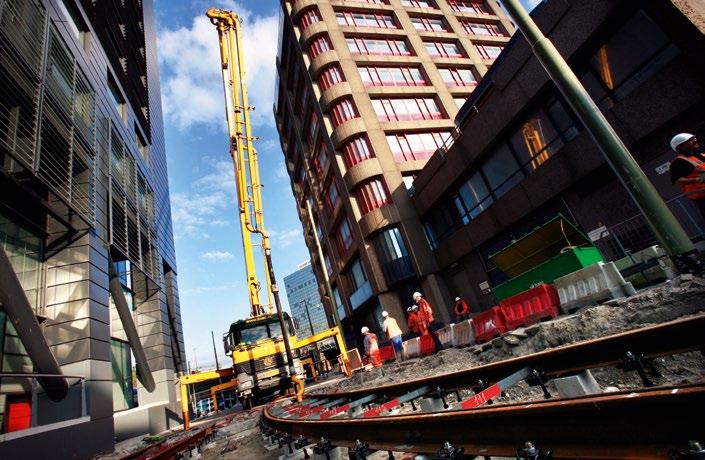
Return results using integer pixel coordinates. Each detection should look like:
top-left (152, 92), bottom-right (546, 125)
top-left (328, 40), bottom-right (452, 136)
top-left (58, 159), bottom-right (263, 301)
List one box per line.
top-left (201, 250), bottom-right (234, 261)
top-left (157, 3), bottom-right (279, 131)
top-left (269, 228), bottom-right (302, 248)
top-left (275, 165), bottom-right (288, 180)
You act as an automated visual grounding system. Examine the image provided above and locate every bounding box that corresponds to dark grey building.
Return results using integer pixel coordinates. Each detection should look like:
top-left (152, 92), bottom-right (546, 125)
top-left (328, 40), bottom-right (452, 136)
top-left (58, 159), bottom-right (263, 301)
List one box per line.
top-left (284, 261), bottom-right (330, 338)
top-left (412, 0), bottom-right (705, 313)
top-left (0, 0), bottom-right (185, 457)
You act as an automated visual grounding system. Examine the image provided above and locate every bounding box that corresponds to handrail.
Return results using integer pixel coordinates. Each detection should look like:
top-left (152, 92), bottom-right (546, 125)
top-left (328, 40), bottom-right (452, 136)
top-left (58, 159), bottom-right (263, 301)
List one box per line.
top-left (0, 373), bottom-right (85, 380)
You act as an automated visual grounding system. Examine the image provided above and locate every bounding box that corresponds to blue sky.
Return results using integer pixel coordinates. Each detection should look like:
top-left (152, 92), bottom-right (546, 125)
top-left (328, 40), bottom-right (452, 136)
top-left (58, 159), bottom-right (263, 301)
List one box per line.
top-left (153, 0), bottom-right (542, 369)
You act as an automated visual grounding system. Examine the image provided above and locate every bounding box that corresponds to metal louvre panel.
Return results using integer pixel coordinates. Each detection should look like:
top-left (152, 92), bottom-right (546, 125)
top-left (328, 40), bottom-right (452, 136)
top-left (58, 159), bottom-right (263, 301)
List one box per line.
top-left (37, 99), bottom-right (71, 200)
top-left (73, 70), bottom-right (95, 147)
top-left (0, 38), bottom-right (41, 169)
top-left (71, 138), bottom-right (94, 222)
top-left (45, 32), bottom-right (75, 118)
top-left (126, 203), bottom-right (140, 263)
top-left (0, 0), bottom-right (46, 76)
top-left (110, 126), bottom-right (125, 185)
top-left (139, 221), bottom-right (151, 277)
top-left (111, 184), bottom-right (128, 254)
top-left (125, 154), bottom-right (137, 203)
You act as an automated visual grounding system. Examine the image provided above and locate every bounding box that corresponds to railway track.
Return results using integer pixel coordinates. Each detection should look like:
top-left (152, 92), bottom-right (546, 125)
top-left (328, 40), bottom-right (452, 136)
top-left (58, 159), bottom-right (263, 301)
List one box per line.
top-left (262, 315), bottom-right (705, 459)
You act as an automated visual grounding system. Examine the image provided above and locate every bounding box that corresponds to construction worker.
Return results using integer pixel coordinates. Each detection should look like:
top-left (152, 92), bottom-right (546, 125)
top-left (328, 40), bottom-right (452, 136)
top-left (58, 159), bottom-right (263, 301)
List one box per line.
top-left (670, 133), bottom-right (705, 219)
top-left (382, 311), bottom-right (403, 361)
top-left (412, 305), bottom-right (428, 336)
top-left (412, 292), bottom-right (442, 351)
top-left (361, 327), bottom-right (382, 368)
top-left (406, 306), bottom-right (419, 337)
top-left (453, 296), bottom-right (470, 323)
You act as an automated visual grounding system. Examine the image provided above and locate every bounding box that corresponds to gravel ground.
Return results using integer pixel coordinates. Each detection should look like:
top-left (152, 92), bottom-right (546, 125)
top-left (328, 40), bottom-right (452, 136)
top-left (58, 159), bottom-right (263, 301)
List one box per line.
top-left (318, 276), bottom-right (705, 395)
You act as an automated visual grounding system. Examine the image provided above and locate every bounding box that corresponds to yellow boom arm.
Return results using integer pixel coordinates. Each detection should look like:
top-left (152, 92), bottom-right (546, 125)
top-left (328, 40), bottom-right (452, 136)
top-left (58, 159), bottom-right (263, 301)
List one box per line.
top-left (206, 8), bottom-right (273, 317)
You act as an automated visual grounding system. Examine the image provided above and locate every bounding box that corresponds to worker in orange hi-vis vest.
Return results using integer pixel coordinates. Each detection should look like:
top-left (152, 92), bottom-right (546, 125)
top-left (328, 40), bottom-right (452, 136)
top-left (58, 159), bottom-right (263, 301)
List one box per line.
top-left (670, 133), bottom-right (705, 220)
top-left (412, 305), bottom-right (428, 336)
top-left (454, 296), bottom-right (470, 323)
top-left (412, 292), bottom-right (443, 351)
top-left (361, 327), bottom-right (382, 368)
top-left (382, 311), bottom-right (404, 361)
top-left (406, 306), bottom-right (419, 337)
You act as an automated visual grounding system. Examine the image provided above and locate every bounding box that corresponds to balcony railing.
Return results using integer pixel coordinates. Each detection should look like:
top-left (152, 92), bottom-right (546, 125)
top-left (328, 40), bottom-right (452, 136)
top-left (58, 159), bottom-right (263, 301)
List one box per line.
top-left (380, 255), bottom-right (415, 287)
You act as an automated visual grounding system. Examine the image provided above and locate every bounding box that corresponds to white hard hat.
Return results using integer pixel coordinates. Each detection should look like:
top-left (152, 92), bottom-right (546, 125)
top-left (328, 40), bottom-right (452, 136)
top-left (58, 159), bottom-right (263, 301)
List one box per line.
top-left (382, 311), bottom-right (388, 318)
top-left (455, 297), bottom-right (460, 302)
top-left (412, 304), bottom-right (419, 310)
top-left (670, 133), bottom-right (695, 151)
top-left (412, 291), bottom-right (422, 300)
top-left (361, 326), bottom-right (369, 334)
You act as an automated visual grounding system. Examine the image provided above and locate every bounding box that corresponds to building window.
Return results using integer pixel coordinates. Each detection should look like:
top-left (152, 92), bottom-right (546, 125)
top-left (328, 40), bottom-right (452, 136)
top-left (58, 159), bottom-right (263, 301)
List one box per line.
top-left (314, 142), bottom-right (330, 179)
top-left (447, 0), bottom-right (490, 14)
top-left (308, 35), bottom-right (332, 59)
top-left (438, 68), bottom-right (477, 87)
top-left (461, 21), bottom-right (505, 36)
top-left (582, 11), bottom-right (680, 109)
top-left (108, 73), bottom-right (126, 121)
top-left (329, 98), bottom-right (358, 127)
top-left (58, 0), bottom-right (89, 50)
top-left (316, 221), bottom-right (324, 241)
top-left (410, 17), bottom-right (447, 32)
top-left (454, 170), bottom-right (493, 224)
top-left (307, 111), bottom-right (318, 145)
top-left (454, 97), bottom-right (468, 107)
top-left (325, 180), bottom-right (341, 213)
top-left (358, 66), bottom-right (427, 87)
top-left (134, 126), bottom-right (148, 163)
top-left (111, 339), bottom-right (134, 411)
top-left (401, 0), bottom-right (435, 8)
top-left (346, 37), bottom-right (411, 56)
top-left (373, 227), bottom-right (415, 285)
top-left (347, 257), bottom-right (367, 292)
top-left (332, 285), bottom-right (345, 320)
top-left (372, 97), bottom-right (443, 122)
top-left (299, 7), bottom-right (322, 30)
top-left (386, 132), bottom-right (450, 162)
top-left (402, 175), bottom-right (415, 190)
top-left (319, 65), bottom-right (345, 90)
top-left (476, 44), bottom-right (504, 59)
top-left (324, 252), bottom-right (333, 277)
top-left (357, 178), bottom-right (391, 214)
top-left (336, 218), bottom-right (354, 255)
top-left (336, 11), bottom-right (397, 29)
top-left (342, 136), bottom-right (374, 168)
top-left (0, 212), bottom-right (44, 314)
top-left (424, 41), bottom-right (463, 58)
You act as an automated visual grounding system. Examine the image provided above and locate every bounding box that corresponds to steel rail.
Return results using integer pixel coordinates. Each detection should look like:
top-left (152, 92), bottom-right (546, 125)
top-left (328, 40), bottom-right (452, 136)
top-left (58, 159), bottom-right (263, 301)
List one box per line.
top-left (264, 384), bottom-right (704, 459)
top-left (311, 314), bottom-right (705, 399)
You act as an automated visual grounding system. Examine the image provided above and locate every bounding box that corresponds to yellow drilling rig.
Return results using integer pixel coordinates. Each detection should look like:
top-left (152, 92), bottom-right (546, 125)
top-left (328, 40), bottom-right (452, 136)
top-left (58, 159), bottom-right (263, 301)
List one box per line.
top-left (177, 9), bottom-right (350, 427)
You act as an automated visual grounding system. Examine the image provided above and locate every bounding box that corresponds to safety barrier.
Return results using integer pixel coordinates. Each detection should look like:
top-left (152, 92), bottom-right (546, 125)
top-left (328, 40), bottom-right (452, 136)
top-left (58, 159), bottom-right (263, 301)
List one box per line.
top-left (451, 319), bottom-right (475, 347)
top-left (403, 337), bottom-right (420, 359)
top-left (420, 334), bottom-right (436, 356)
top-left (499, 284), bottom-right (560, 330)
top-left (436, 324), bottom-right (455, 348)
top-left (378, 345), bottom-right (395, 362)
top-left (614, 245), bottom-right (675, 288)
top-left (347, 348), bottom-right (363, 371)
top-left (472, 307), bottom-right (507, 343)
top-left (554, 262), bottom-right (637, 314)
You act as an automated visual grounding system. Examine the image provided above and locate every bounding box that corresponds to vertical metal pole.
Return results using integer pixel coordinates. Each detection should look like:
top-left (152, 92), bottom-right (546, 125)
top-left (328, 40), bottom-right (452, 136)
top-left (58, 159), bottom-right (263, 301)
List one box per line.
top-left (211, 331), bottom-right (220, 370)
top-left (501, 0), bottom-right (700, 269)
top-left (80, 379), bottom-right (87, 417)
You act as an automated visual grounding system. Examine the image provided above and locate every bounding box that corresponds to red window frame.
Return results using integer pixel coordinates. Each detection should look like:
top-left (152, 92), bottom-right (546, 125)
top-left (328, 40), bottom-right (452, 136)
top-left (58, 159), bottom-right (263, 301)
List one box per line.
top-left (401, 0), bottom-right (435, 7)
top-left (372, 97), bottom-right (443, 122)
top-left (336, 11), bottom-right (397, 29)
top-left (299, 7), bottom-right (322, 30)
top-left (342, 136), bottom-right (374, 168)
top-left (358, 66), bottom-right (427, 87)
top-left (314, 142), bottom-right (330, 178)
top-left (410, 16), bottom-right (447, 32)
top-left (476, 43), bottom-right (504, 59)
top-left (461, 21), bottom-right (504, 36)
top-left (309, 35), bottom-right (332, 59)
top-left (325, 180), bottom-right (341, 213)
top-left (386, 132), bottom-right (450, 162)
top-left (319, 65), bottom-right (345, 90)
top-left (357, 178), bottom-right (391, 214)
top-left (425, 41), bottom-right (463, 58)
top-left (330, 98), bottom-right (359, 127)
top-left (346, 37), bottom-right (411, 56)
top-left (336, 218), bottom-right (354, 255)
top-left (447, 0), bottom-right (490, 14)
top-left (438, 67), bottom-right (477, 87)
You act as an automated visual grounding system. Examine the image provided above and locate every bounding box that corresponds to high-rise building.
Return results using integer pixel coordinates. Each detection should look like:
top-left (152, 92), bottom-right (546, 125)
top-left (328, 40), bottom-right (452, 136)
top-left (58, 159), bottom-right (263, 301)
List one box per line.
top-left (0, 1), bottom-right (185, 457)
top-left (284, 261), bottom-right (330, 338)
top-left (274, 0), bottom-right (513, 346)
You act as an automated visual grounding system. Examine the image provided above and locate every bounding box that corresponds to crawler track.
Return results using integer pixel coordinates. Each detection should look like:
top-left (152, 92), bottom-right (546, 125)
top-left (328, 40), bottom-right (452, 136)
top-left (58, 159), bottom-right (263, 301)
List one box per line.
top-left (263, 315), bottom-right (705, 458)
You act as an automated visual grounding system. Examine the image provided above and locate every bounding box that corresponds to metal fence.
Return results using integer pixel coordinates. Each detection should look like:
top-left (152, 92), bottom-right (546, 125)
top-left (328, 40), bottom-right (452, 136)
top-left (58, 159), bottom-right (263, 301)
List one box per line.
top-left (592, 195), bottom-right (705, 262)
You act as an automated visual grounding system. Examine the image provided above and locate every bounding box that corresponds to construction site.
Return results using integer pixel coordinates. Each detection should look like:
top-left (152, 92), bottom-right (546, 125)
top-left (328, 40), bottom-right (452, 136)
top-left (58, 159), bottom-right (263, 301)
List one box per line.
top-left (1, 0), bottom-right (705, 459)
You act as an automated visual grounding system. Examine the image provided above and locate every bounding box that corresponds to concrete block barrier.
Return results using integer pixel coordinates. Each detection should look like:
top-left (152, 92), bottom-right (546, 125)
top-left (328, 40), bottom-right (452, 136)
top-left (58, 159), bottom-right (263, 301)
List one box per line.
top-left (451, 319), bottom-right (475, 347)
top-left (436, 324), bottom-right (454, 348)
top-left (403, 337), bottom-right (420, 359)
top-left (554, 262), bottom-right (636, 314)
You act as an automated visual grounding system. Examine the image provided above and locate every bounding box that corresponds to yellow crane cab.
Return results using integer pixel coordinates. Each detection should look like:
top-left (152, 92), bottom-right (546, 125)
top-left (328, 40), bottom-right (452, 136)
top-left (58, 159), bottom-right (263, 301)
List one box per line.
top-left (224, 313), bottom-right (303, 408)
